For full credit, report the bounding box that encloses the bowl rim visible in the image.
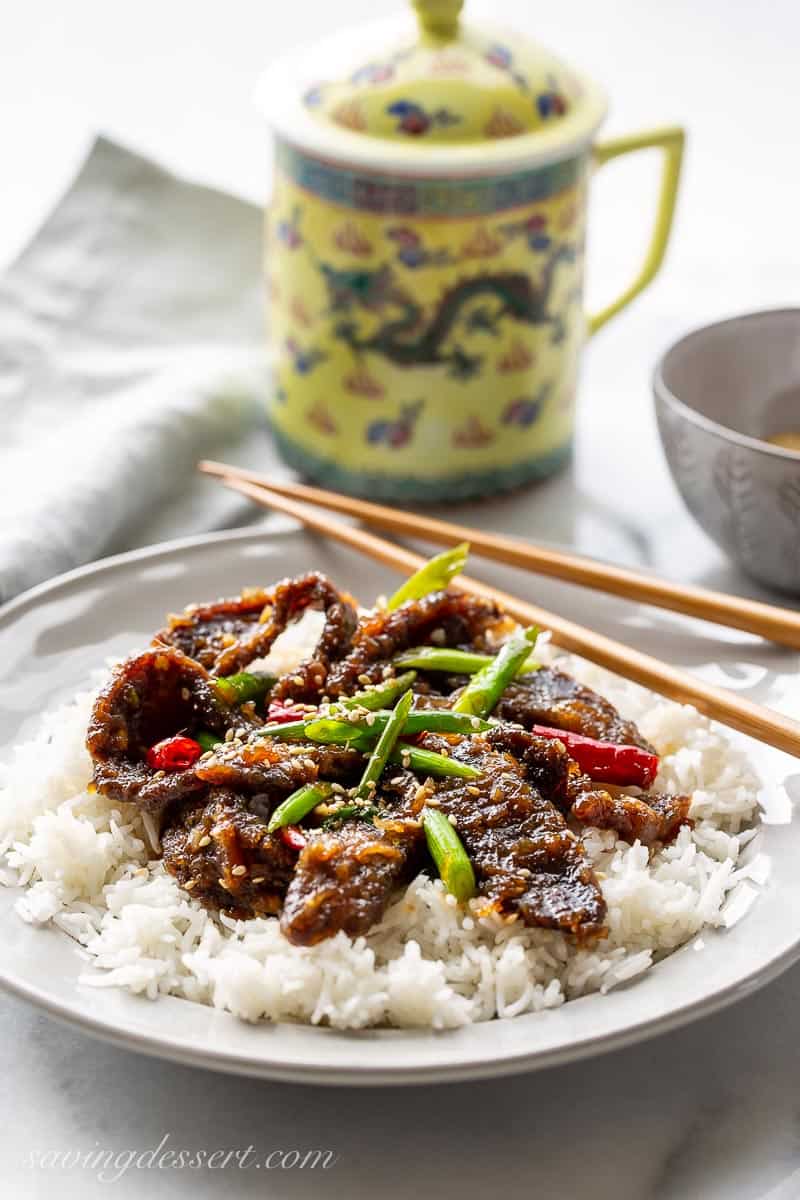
[652,307,800,464]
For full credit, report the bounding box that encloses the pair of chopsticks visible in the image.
[199,460,800,758]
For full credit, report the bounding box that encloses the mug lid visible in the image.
[257,0,607,176]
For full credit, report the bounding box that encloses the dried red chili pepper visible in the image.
[146,735,203,772]
[280,824,307,851]
[528,724,659,788]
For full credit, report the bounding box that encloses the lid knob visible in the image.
[412,0,464,40]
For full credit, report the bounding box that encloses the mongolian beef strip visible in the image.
[569,789,691,846]
[86,647,250,816]
[414,729,607,937]
[161,789,299,918]
[194,735,363,813]
[280,773,424,946]
[159,737,366,917]
[493,725,691,847]
[154,571,358,688]
[325,590,507,698]
[496,669,656,752]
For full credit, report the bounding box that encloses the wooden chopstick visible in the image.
[199,460,800,650]
[210,471,800,758]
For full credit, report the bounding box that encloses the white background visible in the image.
[2,3,800,1198]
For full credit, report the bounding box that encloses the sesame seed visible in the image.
[492,786,503,802]
[180,687,190,700]
[365,712,376,726]
[358,673,372,686]
[389,775,405,786]
[292,675,304,687]
[439,748,450,758]
[466,785,481,796]
[366,780,377,792]
[152,769,166,781]
[225,728,235,742]
[445,893,457,907]
[448,814,458,826]
[184,879,197,891]
[231,864,247,877]
[471,717,481,729]
[381,665,394,679]
[198,835,211,848]
[424,794,441,806]
[430,628,446,645]
[331,782,345,795]
[252,876,265,884]
[303,757,317,772]
[218,878,230,890]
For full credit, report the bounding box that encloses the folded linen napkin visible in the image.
[0,136,286,603]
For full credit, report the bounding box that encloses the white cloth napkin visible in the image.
[0,136,285,603]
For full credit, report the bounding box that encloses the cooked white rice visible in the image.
[0,626,763,1029]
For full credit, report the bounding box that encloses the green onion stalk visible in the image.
[214,671,276,707]
[267,781,333,834]
[339,671,417,712]
[303,710,492,744]
[422,808,476,902]
[394,646,539,677]
[386,543,469,611]
[353,689,414,801]
[452,627,539,718]
[387,745,480,780]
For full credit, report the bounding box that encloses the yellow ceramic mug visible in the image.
[258,0,684,500]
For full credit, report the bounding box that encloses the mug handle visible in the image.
[587,125,686,336]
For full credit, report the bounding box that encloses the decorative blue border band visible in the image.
[276,141,584,218]
[271,425,572,503]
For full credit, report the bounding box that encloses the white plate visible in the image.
[0,526,798,1086]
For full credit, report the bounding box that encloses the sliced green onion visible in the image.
[214,671,275,707]
[339,671,417,712]
[354,690,413,801]
[303,732,481,781]
[394,646,539,676]
[387,744,481,779]
[196,730,222,752]
[422,808,476,902]
[387,543,469,611]
[304,710,492,745]
[302,718,369,746]
[267,781,333,834]
[453,627,539,718]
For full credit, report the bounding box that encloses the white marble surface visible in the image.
[2,1,800,1197]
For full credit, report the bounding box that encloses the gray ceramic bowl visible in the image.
[654,309,800,594]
